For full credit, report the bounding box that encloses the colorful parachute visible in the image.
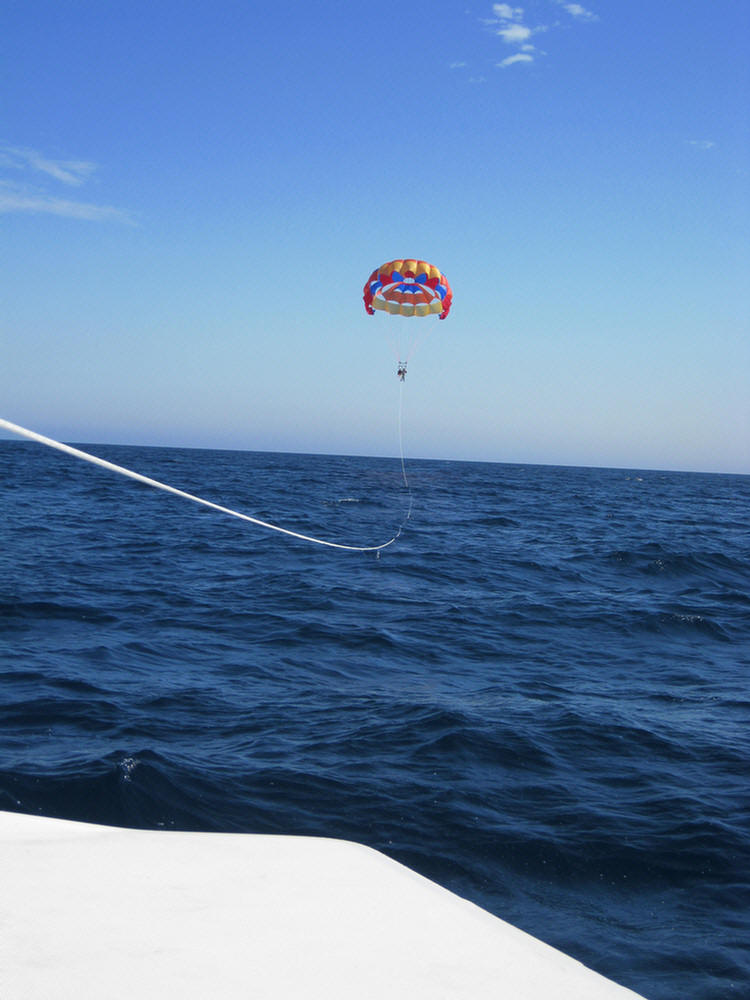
[363,259,452,320]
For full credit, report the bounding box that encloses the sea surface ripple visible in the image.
[2,440,749,999]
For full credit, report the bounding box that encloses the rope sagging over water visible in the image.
[0,417,404,553]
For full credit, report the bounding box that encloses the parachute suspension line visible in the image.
[0,418,400,553]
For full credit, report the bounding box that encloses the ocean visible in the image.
[1,437,748,999]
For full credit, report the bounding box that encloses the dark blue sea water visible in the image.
[2,438,749,999]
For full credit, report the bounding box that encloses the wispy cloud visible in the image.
[1,146,97,186]
[482,1,597,69]
[497,23,534,44]
[556,2,598,21]
[498,53,534,68]
[0,183,133,222]
[489,3,544,67]
[0,145,134,223]
[686,139,716,151]
[492,4,523,18]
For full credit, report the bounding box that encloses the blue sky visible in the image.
[3,0,749,473]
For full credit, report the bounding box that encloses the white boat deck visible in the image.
[0,811,646,999]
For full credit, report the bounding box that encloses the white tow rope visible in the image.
[397,381,413,524]
[0,417,405,553]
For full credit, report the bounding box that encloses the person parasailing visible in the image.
[362,258,452,379]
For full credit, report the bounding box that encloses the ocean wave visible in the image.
[2,443,748,999]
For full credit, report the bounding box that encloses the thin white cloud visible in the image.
[557,2,598,21]
[0,146,134,223]
[687,139,716,150]
[0,183,134,223]
[486,2,542,62]
[498,53,534,68]
[449,61,468,69]
[481,1,597,70]
[1,146,97,186]
[493,4,523,19]
[498,23,533,44]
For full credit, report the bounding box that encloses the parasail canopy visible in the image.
[363,259,452,320]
